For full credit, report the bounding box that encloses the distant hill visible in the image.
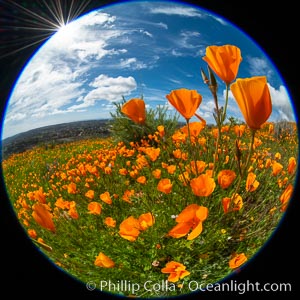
[1,119,111,161]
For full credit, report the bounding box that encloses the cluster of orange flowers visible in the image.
[122,45,272,131]
[5,44,297,290]
[117,44,296,280]
[119,212,155,242]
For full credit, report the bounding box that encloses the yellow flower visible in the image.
[203,45,242,84]
[230,76,272,130]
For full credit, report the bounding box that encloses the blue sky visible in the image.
[1,0,295,139]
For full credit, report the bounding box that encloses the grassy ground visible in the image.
[1,120,298,298]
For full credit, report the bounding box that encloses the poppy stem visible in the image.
[243,129,256,178]
[231,128,256,198]
[212,127,221,179]
[186,118,199,177]
[222,83,230,124]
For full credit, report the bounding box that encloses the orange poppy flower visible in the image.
[279,184,293,212]
[180,121,205,138]
[246,172,259,192]
[168,204,208,240]
[119,168,128,176]
[119,216,141,242]
[143,147,161,162]
[122,189,134,203]
[87,202,102,215]
[272,161,283,176]
[85,189,95,200]
[167,165,176,175]
[157,125,165,137]
[230,76,272,130]
[104,217,116,228]
[190,174,216,197]
[268,123,274,134]
[229,253,248,269]
[67,182,77,194]
[137,176,147,184]
[152,169,161,179]
[100,191,112,204]
[27,229,37,239]
[222,194,243,214]
[157,178,173,194]
[67,201,79,219]
[234,124,246,137]
[166,88,202,121]
[68,206,79,219]
[138,212,155,230]
[55,197,71,210]
[27,187,46,203]
[32,203,56,232]
[161,261,190,283]
[121,98,146,124]
[188,160,206,175]
[94,252,115,268]
[288,157,297,174]
[202,45,242,84]
[274,152,281,160]
[217,170,237,189]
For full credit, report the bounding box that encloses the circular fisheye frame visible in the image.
[1,0,298,298]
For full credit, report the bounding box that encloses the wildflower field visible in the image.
[2,45,298,298]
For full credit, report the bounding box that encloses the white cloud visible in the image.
[149,6,203,18]
[268,84,295,121]
[211,15,228,26]
[156,22,168,30]
[67,74,137,111]
[3,11,135,138]
[78,11,116,26]
[5,60,84,123]
[170,30,203,57]
[246,56,273,79]
[119,57,148,70]
[139,29,153,38]
[47,12,124,62]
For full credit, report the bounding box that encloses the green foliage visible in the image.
[2,118,298,298]
[109,96,179,145]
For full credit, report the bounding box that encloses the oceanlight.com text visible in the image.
[86,279,292,294]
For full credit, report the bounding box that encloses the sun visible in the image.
[51,20,79,46]
[0,0,92,59]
